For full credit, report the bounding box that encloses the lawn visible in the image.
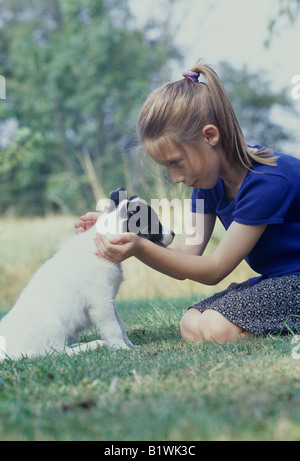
[0,217,300,441]
[0,296,300,441]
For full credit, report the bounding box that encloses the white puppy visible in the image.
[0,188,174,361]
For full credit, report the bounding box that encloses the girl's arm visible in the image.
[94,219,266,286]
[136,221,266,285]
[159,212,216,278]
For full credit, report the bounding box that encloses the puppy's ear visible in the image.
[127,196,140,217]
[128,195,139,201]
[109,187,126,207]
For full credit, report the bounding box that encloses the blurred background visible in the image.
[0,0,299,307]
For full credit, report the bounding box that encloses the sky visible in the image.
[129,0,300,150]
[129,0,299,90]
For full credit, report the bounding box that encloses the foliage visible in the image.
[0,0,297,216]
[219,61,295,150]
[0,0,179,215]
[265,0,300,46]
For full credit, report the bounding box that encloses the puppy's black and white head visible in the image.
[97,187,175,247]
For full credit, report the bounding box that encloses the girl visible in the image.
[76,64,300,344]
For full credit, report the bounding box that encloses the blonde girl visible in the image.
[77,64,300,344]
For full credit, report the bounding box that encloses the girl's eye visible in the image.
[169,160,181,167]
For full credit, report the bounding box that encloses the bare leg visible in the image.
[180,308,253,344]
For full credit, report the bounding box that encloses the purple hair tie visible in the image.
[182,71,200,82]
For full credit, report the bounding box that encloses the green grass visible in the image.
[1,216,299,440]
[1,296,300,441]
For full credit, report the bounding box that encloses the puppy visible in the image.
[0,187,174,361]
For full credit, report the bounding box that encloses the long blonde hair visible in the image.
[137,63,276,169]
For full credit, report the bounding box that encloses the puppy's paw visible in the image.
[66,339,106,355]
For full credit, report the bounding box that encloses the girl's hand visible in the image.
[93,232,142,263]
[74,212,102,234]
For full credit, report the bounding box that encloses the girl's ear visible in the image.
[202,124,220,147]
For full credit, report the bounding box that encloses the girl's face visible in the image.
[149,135,223,189]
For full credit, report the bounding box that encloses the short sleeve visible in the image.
[233,173,295,225]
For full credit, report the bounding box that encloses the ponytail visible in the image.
[137,63,277,168]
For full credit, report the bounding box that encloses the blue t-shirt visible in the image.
[191,148,300,282]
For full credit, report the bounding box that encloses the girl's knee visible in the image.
[199,309,245,343]
[180,308,245,344]
[180,308,203,341]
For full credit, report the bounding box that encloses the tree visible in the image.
[219,61,295,150]
[0,0,180,215]
[265,0,300,46]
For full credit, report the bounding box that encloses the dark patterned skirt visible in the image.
[191,274,300,335]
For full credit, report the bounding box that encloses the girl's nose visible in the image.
[171,173,185,184]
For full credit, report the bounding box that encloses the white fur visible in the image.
[0,225,133,361]
[0,192,174,362]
